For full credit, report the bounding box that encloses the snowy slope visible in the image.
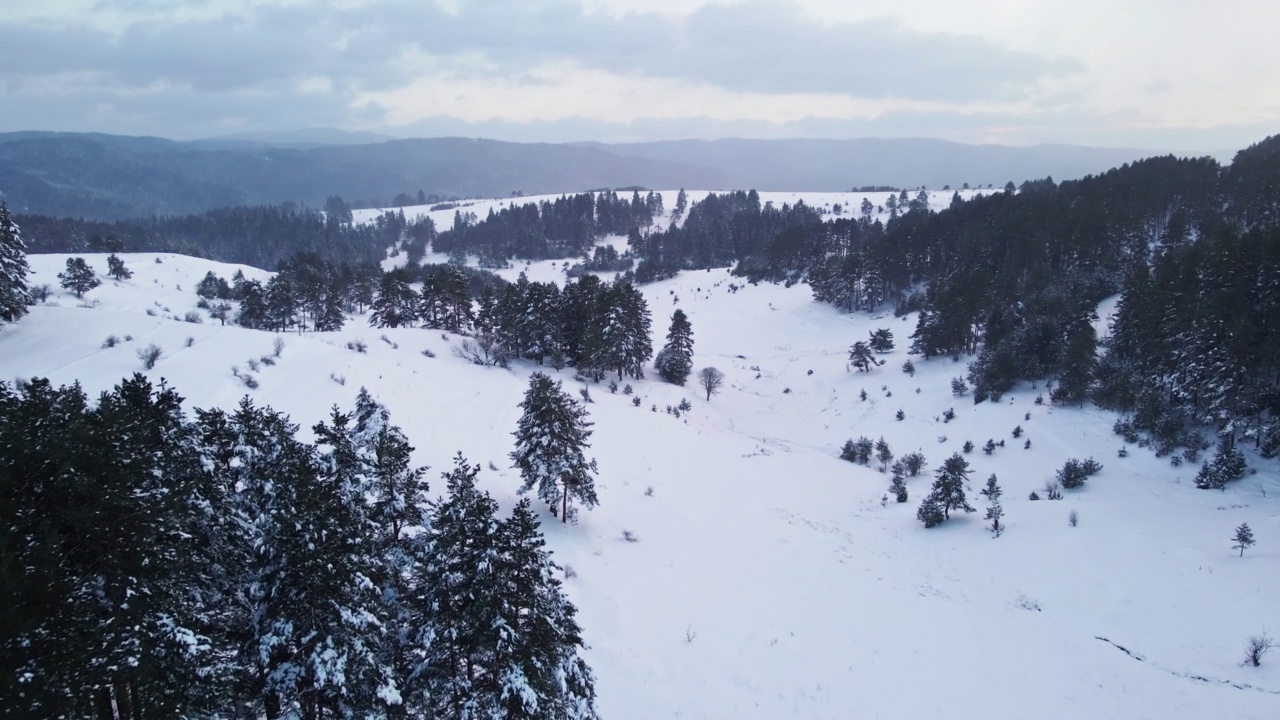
[6,242,1279,718]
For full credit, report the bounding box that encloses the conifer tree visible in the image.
[981,474,1004,536]
[414,454,503,716]
[370,272,419,329]
[0,202,31,324]
[655,308,695,385]
[921,453,975,524]
[868,328,895,353]
[1233,522,1255,557]
[511,373,600,523]
[58,256,101,298]
[848,341,881,372]
[106,253,132,281]
[874,437,894,471]
[493,499,601,719]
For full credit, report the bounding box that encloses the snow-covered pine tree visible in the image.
[921,453,975,523]
[655,308,695,385]
[0,202,31,324]
[875,437,894,471]
[868,328,894,353]
[492,499,601,719]
[981,474,1004,536]
[413,454,503,717]
[58,256,101,298]
[370,271,419,328]
[511,373,600,523]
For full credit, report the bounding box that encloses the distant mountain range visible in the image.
[0,130,1191,220]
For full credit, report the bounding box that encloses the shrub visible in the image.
[1068,509,1079,527]
[1243,633,1273,668]
[241,374,259,389]
[137,344,162,369]
[272,336,285,357]
[902,360,916,376]
[247,358,260,372]
[1057,457,1101,489]
[943,408,955,423]
[330,373,346,385]
[962,440,974,454]
[102,335,120,348]
[28,284,51,303]
[951,377,968,396]
[632,396,642,407]
[1029,491,1040,501]
[896,409,905,421]
[185,336,194,348]
[347,340,368,353]
[623,383,633,395]
[421,348,436,358]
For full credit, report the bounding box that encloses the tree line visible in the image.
[14,204,426,271]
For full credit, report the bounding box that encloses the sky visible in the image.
[1,0,1277,151]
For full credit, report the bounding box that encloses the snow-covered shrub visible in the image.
[102,335,120,348]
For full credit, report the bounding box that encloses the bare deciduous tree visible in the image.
[698,366,725,401]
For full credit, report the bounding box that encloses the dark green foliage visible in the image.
[105,253,132,281]
[890,474,908,503]
[981,474,1004,536]
[1196,436,1247,490]
[656,308,695,385]
[21,206,416,270]
[511,373,600,523]
[875,437,894,470]
[848,341,881,372]
[58,256,100,298]
[920,453,975,524]
[1,377,599,719]
[869,328,894,353]
[917,497,945,528]
[901,451,927,477]
[0,202,31,324]
[840,436,874,465]
[1233,522,1255,557]
[1056,457,1102,490]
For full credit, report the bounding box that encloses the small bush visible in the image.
[380,334,399,349]
[1243,633,1273,668]
[185,336,194,348]
[29,284,52,303]
[951,377,968,396]
[137,344,162,369]
[247,358,260,372]
[623,383,633,395]
[963,440,974,453]
[896,409,905,421]
[241,374,259,389]
[678,398,692,412]
[123,335,133,342]
[1057,457,1102,489]
[943,408,955,423]
[272,336,285,357]
[330,373,346,386]
[1118,446,1129,458]
[1029,491,1040,501]
[260,356,275,366]
[1044,481,1063,501]
[1012,425,1023,438]
[579,386,592,403]
[145,308,157,316]
[421,348,436,358]
[1068,509,1079,527]
[632,396,642,407]
[608,380,618,394]
[902,360,916,376]
[102,335,120,348]
[347,340,368,353]
[621,530,639,543]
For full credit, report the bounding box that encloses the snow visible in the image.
[6,209,1280,718]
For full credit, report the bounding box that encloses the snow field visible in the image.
[5,208,1279,718]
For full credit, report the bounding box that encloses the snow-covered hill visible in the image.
[6,231,1279,717]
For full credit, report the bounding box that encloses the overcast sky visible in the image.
[1,0,1276,150]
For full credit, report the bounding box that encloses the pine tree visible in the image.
[511,373,600,523]
[848,341,880,372]
[106,253,132,281]
[874,437,893,471]
[58,256,101,298]
[656,308,695,385]
[889,474,908,503]
[493,499,601,719]
[370,272,419,329]
[868,328,894,353]
[921,453,975,523]
[1051,320,1097,406]
[0,202,31,324]
[1233,522,1255,557]
[981,474,1004,536]
[414,454,503,717]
